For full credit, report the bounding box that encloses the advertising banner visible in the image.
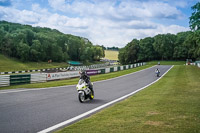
[86,70,99,76]
[47,71,79,81]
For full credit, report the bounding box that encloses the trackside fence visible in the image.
[195,61,200,68]
[187,61,200,68]
[0,63,110,75]
[31,74,47,84]
[10,74,31,85]
[197,63,200,68]
[0,62,146,87]
[0,75,10,87]
[96,63,145,75]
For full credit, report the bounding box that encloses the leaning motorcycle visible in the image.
[76,79,94,103]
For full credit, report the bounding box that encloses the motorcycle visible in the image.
[155,70,160,77]
[76,79,94,103]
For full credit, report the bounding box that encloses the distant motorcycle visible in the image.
[155,70,160,77]
[76,79,94,103]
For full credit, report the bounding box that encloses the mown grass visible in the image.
[0,54,104,72]
[105,50,119,60]
[0,65,153,90]
[56,65,200,133]
[0,54,68,72]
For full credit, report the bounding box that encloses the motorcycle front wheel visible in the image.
[78,92,85,103]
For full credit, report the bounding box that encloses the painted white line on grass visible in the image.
[0,65,156,94]
[38,65,174,133]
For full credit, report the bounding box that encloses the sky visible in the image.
[0,0,199,48]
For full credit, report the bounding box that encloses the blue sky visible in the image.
[0,0,199,47]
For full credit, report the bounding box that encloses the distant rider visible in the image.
[80,70,94,93]
[155,68,160,76]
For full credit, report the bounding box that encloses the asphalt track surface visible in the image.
[0,65,172,133]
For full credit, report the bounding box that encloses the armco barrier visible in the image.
[100,69,105,74]
[31,73,47,84]
[0,63,110,75]
[110,67,114,72]
[117,66,120,71]
[123,66,126,70]
[105,68,110,73]
[0,75,10,87]
[0,62,146,87]
[131,64,133,68]
[10,74,31,85]
[94,63,145,74]
[114,67,117,72]
[120,66,124,70]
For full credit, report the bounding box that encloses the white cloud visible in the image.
[0,0,7,2]
[0,0,190,47]
[48,0,65,10]
[32,4,49,14]
[162,0,188,8]
[87,22,188,47]
[142,1,182,19]
[0,6,43,24]
[48,0,183,20]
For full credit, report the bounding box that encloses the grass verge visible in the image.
[147,61,185,65]
[0,54,103,72]
[0,54,68,72]
[0,65,153,90]
[56,65,200,133]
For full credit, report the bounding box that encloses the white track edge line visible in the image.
[0,65,156,94]
[37,65,174,133]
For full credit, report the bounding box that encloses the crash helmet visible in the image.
[81,70,86,75]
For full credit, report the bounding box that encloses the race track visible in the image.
[0,65,172,133]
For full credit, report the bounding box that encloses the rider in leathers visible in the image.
[80,70,94,94]
[155,68,160,76]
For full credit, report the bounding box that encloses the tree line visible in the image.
[100,46,119,51]
[0,21,105,62]
[119,2,200,65]
[106,46,119,51]
[118,31,200,65]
